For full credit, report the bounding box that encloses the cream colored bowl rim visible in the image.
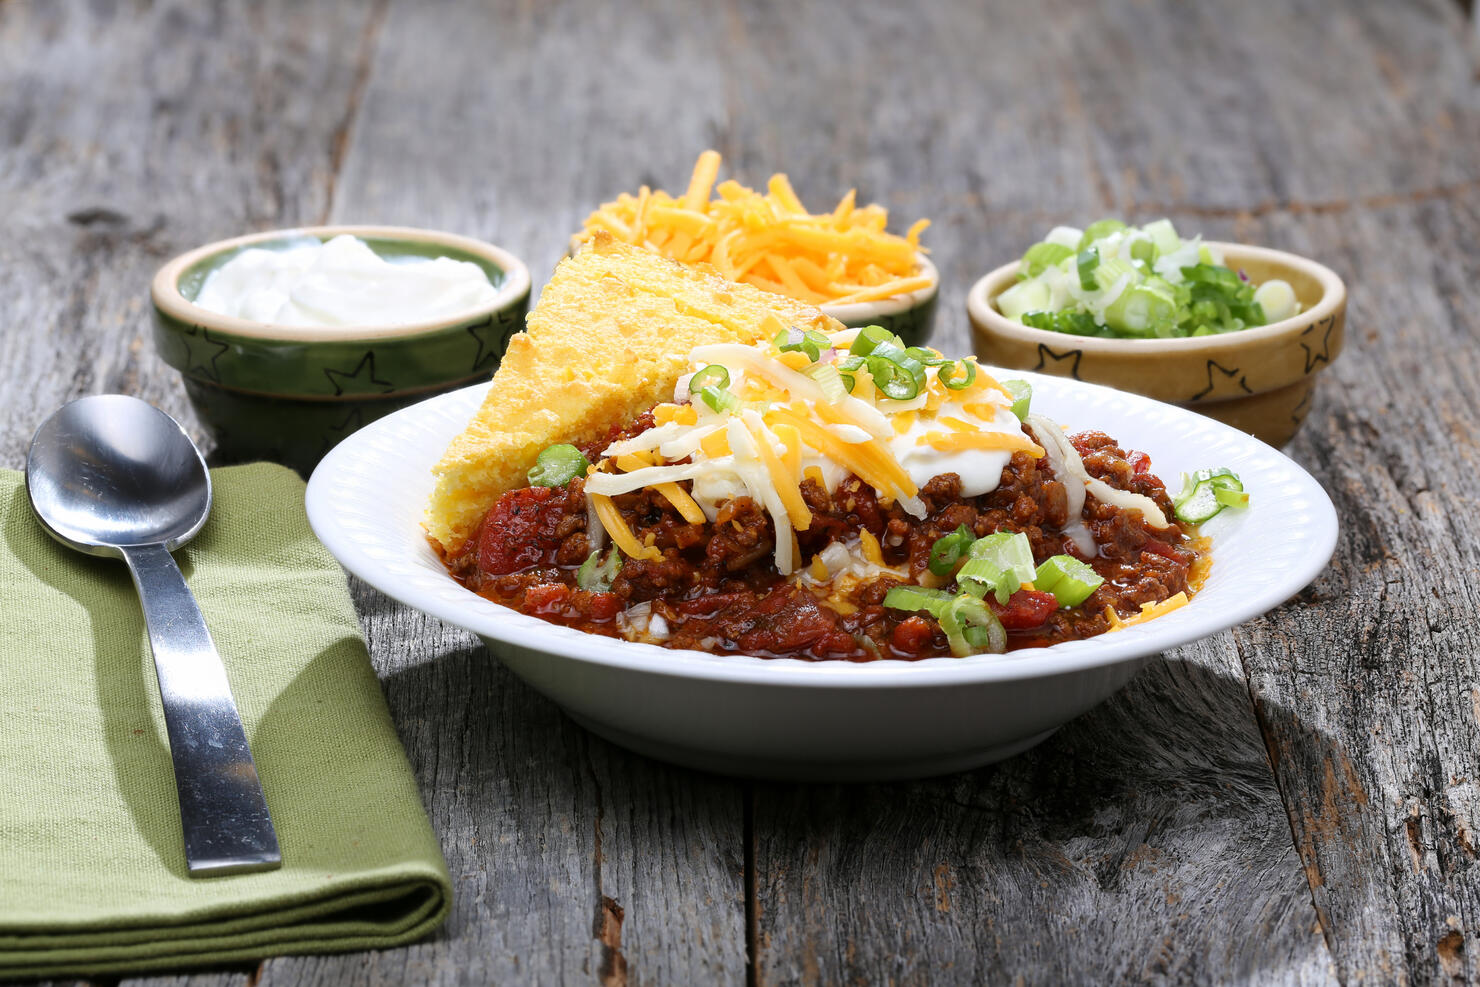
[151,224,533,343]
[820,252,939,320]
[967,241,1345,354]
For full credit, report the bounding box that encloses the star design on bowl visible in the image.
[323,351,395,396]
[1300,315,1338,374]
[181,325,230,384]
[467,309,521,373]
[1032,343,1084,380]
[1190,360,1253,402]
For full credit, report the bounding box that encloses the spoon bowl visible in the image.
[26,395,210,553]
[26,395,281,876]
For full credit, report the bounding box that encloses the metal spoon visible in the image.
[26,395,281,876]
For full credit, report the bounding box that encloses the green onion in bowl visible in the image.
[995,219,1302,339]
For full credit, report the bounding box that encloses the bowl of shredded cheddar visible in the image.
[573,151,938,345]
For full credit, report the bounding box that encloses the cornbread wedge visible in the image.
[426,233,842,554]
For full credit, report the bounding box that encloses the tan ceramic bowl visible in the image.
[967,243,1346,446]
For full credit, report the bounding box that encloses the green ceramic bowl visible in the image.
[820,252,938,347]
[151,225,531,474]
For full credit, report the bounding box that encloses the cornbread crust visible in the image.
[425,233,842,554]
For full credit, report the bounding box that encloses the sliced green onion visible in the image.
[1143,218,1180,254]
[1033,555,1104,607]
[1077,247,1101,291]
[884,587,1008,657]
[1021,310,1102,336]
[774,327,830,362]
[1077,218,1128,250]
[939,594,1007,657]
[1021,241,1075,278]
[957,558,1018,605]
[848,324,897,357]
[1172,467,1247,524]
[804,361,847,403]
[1214,486,1250,508]
[576,548,622,592]
[926,524,974,577]
[1104,281,1177,336]
[865,342,927,400]
[882,584,956,617]
[689,364,730,392]
[527,443,591,488]
[996,277,1053,321]
[1129,236,1158,266]
[905,346,953,367]
[1094,255,1136,292]
[1001,380,1031,420]
[699,385,740,414]
[959,531,1036,604]
[938,360,977,391]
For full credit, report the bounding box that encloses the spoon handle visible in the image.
[122,544,282,876]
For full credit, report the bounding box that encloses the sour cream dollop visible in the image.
[194,234,500,328]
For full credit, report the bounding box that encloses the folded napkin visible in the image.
[0,463,451,979]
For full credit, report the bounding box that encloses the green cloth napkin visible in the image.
[0,463,452,979]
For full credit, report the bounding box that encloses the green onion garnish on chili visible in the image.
[576,548,622,592]
[699,385,741,414]
[958,531,1036,604]
[688,364,730,392]
[938,360,977,391]
[1034,555,1104,607]
[1001,380,1031,419]
[1172,467,1248,524]
[848,324,896,357]
[865,342,927,400]
[527,443,591,488]
[926,524,974,577]
[774,327,831,362]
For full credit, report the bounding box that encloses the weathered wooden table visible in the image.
[5,0,1480,983]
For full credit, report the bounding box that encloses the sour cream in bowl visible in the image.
[150,226,531,473]
[193,233,504,329]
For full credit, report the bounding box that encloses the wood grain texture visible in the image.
[0,0,379,466]
[1237,200,1480,985]
[4,0,1480,984]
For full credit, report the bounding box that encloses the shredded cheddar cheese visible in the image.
[591,492,662,560]
[575,151,931,306]
[1106,592,1190,631]
[584,324,1059,576]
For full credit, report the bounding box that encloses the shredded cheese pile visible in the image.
[581,324,1042,576]
[574,150,932,306]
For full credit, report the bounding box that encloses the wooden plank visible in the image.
[752,643,1336,985]
[1234,198,1480,984]
[0,0,379,466]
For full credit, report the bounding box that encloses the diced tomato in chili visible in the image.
[1142,538,1189,562]
[477,486,567,575]
[890,615,935,655]
[734,585,857,657]
[523,582,572,614]
[990,589,1060,629]
[1128,450,1152,474]
[586,592,621,622]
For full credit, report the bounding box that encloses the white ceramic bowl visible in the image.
[306,375,1337,781]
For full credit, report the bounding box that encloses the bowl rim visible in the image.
[820,251,938,321]
[150,224,533,343]
[966,241,1346,354]
[306,372,1339,690]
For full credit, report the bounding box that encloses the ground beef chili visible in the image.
[442,425,1204,662]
